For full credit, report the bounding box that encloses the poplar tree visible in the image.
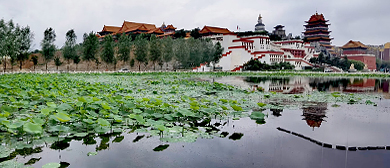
[41,27,56,70]
[161,36,174,70]
[63,29,77,71]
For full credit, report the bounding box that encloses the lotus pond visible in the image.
[0,72,390,168]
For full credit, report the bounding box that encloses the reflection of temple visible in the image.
[302,102,327,130]
[247,77,313,94]
[344,78,376,92]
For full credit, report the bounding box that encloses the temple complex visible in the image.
[303,13,332,50]
[194,25,319,72]
[255,14,266,32]
[341,40,376,70]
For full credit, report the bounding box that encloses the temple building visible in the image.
[272,25,286,40]
[255,14,266,32]
[341,40,376,71]
[303,13,333,50]
[98,21,176,38]
[98,25,121,36]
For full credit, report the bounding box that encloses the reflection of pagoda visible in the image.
[302,102,327,130]
[271,109,283,117]
[303,13,333,50]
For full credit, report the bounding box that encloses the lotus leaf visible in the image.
[42,162,61,168]
[97,118,110,126]
[23,122,43,134]
[54,112,71,122]
[231,105,243,111]
[0,146,13,158]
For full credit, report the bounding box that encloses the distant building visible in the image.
[341,40,376,70]
[272,25,286,40]
[382,42,390,61]
[255,14,266,32]
[303,13,333,51]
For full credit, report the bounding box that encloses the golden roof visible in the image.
[342,40,368,49]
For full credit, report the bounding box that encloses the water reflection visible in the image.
[240,77,390,96]
[302,102,327,130]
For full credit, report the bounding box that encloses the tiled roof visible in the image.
[147,27,164,34]
[117,21,156,33]
[101,25,121,33]
[165,25,176,30]
[342,40,368,49]
[306,13,328,23]
[199,26,232,34]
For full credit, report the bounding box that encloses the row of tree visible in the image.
[1,19,224,72]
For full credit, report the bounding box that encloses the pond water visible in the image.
[2,75,390,168]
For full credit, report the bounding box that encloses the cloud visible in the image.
[1,0,389,49]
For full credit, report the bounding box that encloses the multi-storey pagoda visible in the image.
[303,13,332,50]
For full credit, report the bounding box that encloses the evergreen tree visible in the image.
[31,55,38,70]
[134,34,149,71]
[101,35,115,69]
[212,41,223,68]
[161,36,174,69]
[54,56,62,70]
[117,33,132,65]
[82,32,99,70]
[41,27,56,70]
[149,35,162,70]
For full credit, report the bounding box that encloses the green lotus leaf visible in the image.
[87,152,98,156]
[257,103,267,107]
[94,126,110,134]
[46,102,57,108]
[133,109,143,114]
[101,102,111,110]
[73,133,88,137]
[97,118,110,126]
[41,108,55,115]
[179,109,195,117]
[32,118,45,125]
[231,105,243,111]
[23,122,43,134]
[0,160,24,168]
[48,125,70,132]
[155,125,166,132]
[57,103,72,111]
[42,162,61,168]
[250,111,265,120]
[54,112,71,122]
[0,146,14,158]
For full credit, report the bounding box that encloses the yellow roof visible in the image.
[384,42,390,49]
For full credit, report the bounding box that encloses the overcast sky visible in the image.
[1,0,389,49]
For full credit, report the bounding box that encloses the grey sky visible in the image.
[1,0,389,50]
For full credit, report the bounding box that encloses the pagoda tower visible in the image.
[303,13,332,50]
[255,14,266,32]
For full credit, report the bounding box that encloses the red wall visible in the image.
[347,55,377,70]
